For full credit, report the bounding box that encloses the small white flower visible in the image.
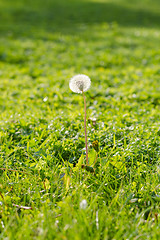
[43,97,48,102]
[80,199,87,210]
[69,74,91,94]
[55,220,59,227]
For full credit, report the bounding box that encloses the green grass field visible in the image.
[0,0,160,239]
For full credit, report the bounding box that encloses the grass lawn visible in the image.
[0,0,160,239]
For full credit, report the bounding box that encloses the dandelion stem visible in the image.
[83,91,89,165]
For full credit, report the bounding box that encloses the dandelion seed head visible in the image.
[69,74,91,94]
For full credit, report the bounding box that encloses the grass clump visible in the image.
[0,0,160,239]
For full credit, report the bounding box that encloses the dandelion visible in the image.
[69,74,91,165]
[69,74,91,93]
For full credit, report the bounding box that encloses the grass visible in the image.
[0,0,160,239]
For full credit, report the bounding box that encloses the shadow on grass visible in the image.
[0,0,160,37]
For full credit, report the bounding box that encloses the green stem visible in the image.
[83,91,89,165]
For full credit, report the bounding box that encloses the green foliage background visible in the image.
[0,0,160,239]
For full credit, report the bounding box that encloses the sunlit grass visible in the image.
[0,0,160,239]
